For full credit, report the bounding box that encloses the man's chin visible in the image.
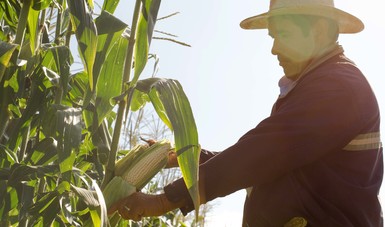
[284,73,300,81]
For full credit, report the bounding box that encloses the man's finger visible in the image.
[107,201,120,215]
[118,206,129,220]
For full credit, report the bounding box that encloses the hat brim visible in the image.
[240,5,364,33]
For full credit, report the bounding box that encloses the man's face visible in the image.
[268,16,318,80]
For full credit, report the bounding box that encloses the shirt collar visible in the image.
[278,45,344,97]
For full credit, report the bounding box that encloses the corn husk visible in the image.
[103,140,171,208]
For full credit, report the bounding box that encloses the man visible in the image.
[109,0,383,226]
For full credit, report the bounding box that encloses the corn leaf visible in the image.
[102,0,120,14]
[28,191,61,226]
[7,164,60,187]
[131,0,160,85]
[41,46,72,95]
[130,89,151,111]
[0,144,18,166]
[0,1,19,30]
[67,0,98,91]
[7,67,48,150]
[18,184,34,225]
[27,7,39,55]
[59,194,73,225]
[0,41,18,83]
[41,105,83,180]
[94,11,128,125]
[57,107,83,176]
[134,77,201,215]
[24,137,58,166]
[42,46,73,75]
[135,77,172,128]
[0,186,18,221]
[32,0,52,10]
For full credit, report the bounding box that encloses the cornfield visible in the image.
[0,0,200,226]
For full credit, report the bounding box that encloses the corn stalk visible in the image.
[101,0,142,190]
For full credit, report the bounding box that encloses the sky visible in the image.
[112,0,385,226]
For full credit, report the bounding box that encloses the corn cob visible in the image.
[113,143,150,178]
[103,140,171,209]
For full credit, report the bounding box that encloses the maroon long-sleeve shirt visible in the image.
[164,47,383,227]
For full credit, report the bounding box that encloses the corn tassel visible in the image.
[103,140,171,209]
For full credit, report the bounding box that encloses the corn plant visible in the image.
[0,0,200,226]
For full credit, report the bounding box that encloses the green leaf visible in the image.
[42,46,72,94]
[59,152,76,176]
[29,192,57,215]
[130,89,150,111]
[0,1,19,31]
[93,11,127,79]
[148,87,172,129]
[145,0,161,45]
[7,66,49,150]
[18,183,34,224]
[27,7,39,55]
[41,105,83,178]
[41,66,60,88]
[7,164,60,186]
[0,144,18,166]
[67,0,98,91]
[133,77,201,215]
[154,80,200,214]
[135,78,172,128]
[94,11,128,125]
[25,137,58,165]
[55,106,83,175]
[0,41,18,82]
[57,181,71,194]
[131,0,161,85]
[86,0,94,10]
[59,194,74,226]
[4,72,19,92]
[0,186,18,222]
[68,71,89,107]
[102,0,120,14]
[28,191,60,226]
[32,0,52,10]
[0,181,7,217]
[89,209,101,227]
[8,103,22,118]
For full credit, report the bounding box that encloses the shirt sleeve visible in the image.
[199,149,220,164]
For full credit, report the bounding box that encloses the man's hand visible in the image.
[165,150,178,168]
[107,192,184,221]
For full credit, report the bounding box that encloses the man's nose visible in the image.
[271,39,278,56]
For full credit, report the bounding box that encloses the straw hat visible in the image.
[240,0,364,33]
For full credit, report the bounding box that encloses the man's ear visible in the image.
[312,18,329,37]
[312,18,331,43]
